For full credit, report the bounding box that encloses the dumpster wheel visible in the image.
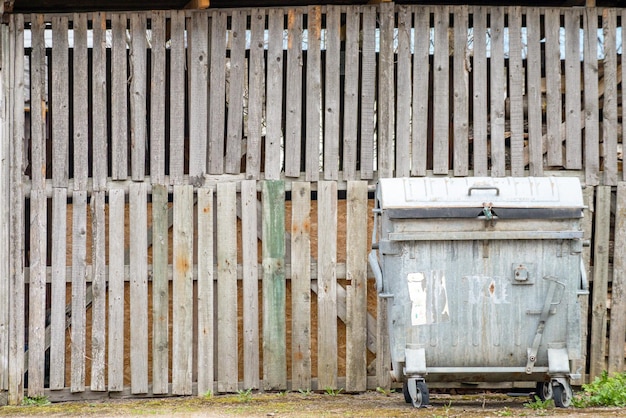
[551,379,573,408]
[535,381,553,401]
[404,378,429,408]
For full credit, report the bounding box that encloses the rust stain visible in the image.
[489,281,496,295]
[293,351,303,361]
[303,219,310,234]
[202,205,211,214]
[175,254,190,273]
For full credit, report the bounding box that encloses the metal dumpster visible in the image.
[369,177,587,408]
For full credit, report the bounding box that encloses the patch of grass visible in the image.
[324,386,343,396]
[375,386,394,397]
[21,395,50,406]
[523,395,554,411]
[573,371,626,408]
[298,388,313,396]
[203,389,214,399]
[236,388,253,403]
[495,406,514,416]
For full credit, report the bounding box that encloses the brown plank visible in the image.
[564,9,582,170]
[489,7,505,176]
[342,7,359,180]
[208,11,227,174]
[130,13,147,180]
[471,6,488,176]
[247,9,265,179]
[305,6,322,181]
[169,10,186,185]
[111,14,128,180]
[324,6,341,180]
[452,6,469,176]
[584,9,600,185]
[507,7,525,176]
[525,7,544,176]
[377,2,394,178]
[544,9,563,167]
[52,15,69,186]
[395,6,411,178]
[284,9,303,178]
[150,11,166,184]
[412,6,430,177]
[608,182,626,373]
[92,12,108,190]
[265,9,284,180]
[602,8,618,186]
[360,6,376,180]
[71,191,87,392]
[189,11,209,179]
[90,191,106,391]
[224,10,246,174]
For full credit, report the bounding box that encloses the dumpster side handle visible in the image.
[369,250,384,294]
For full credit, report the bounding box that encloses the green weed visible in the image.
[324,386,343,396]
[236,388,253,403]
[573,371,626,407]
[21,395,50,406]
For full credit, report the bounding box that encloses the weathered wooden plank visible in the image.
[217,182,238,392]
[241,180,260,389]
[197,187,214,395]
[305,6,322,181]
[49,188,67,390]
[72,13,89,190]
[130,14,147,181]
[150,11,166,184]
[247,9,265,179]
[564,9,582,170]
[471,6,488,176]
[360,6,376,180]
[345,181,368,392]
[208,11,227,174]
[90,191,106,391]
[111,14,128,180]
[108,188,125,392]
[342,7,359,180]
[30,14,46,190]
[376,300,391,389]
[52,15,69,186]
[172,185,193,395]
[602,8,618,186]
[489,7,505,176]
[285,9,303,178]
[151,184,169,394]
[378,2,394,178]
[92,12,108,190]
[545,8,563,167]
[323,6,340,180]
[224,10,246,174]
[395,6,411,178]
[589,186,611,379]
[70,191,87,392]
[452,6,469,176]
[265,9,284,180]
[412,6,430,177]
[317,181,337,389]
[609,182,626,373]
[189,11,209,179]
[169,10,186,185]
[291,181,311,389]
[262,180,287,390]
[0,22,9,393]
[507,7,525,177]
[526,7,543,176]
[584,9,600,185]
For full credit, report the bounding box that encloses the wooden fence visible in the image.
[0,3,625,404]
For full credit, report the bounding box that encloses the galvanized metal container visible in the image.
[369,177,586,408]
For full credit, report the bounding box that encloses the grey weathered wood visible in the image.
[241,180,260,389]
[452,6,469,176]
[130,14,147,181]
[169,10,186,185]
[489,7,505,176]
[323,6,340,180]
[92,12,108,190]
[285,9,303,178]
[71,190,87,392]
[584,9,599,186]
[224,10,246,174]
[172,185,193,395]
[52,15,69,187]
[262,180,287,390]
[545,8,562,167]
[73,13,89,190]
[376,299,391,389]
[111,14,128,180]
[471,6,488,176]
[208,11,227,174]
[29,14,46,190]
[507,7,525,177]
[305,6,322,181]
[412,6,430,177]
[151,184,169,394]
[265,9,284,180]
[108,187,125,392]
[377,2,394,178]
[395,6,411,178]
[291,181,311,389]
[246,9,265,179]
[526,7,543,176]
[197,187,214,395]
[360,7,376,180]
[608,182,626,373]
[0,22,9,393]
[589,186,611,379]
[345,181,368,392]
[602,8,618,186]
[564,9,582,170]
[342,7,359,180]
[150,11,166,184]
[90,191,106,391]
[217,182,238,392]
[189,11,209,179]
[317,181,337,389]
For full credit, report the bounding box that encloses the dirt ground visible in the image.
[1,390,625,417]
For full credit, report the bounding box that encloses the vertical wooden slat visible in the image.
[360,6,376,180]
[602,8,618,186]
[342,7,359,180]
[90,191,106,391]
[545,8,563,167]
[285,9,303,178]
[224,10,246,174]
[247,9,265,179]
[73,13,88,189]
[189,11,209,179]
[52,15,69,187]
[345,181,367,392]
[526,7,543,176]
[378,2,394,178]
[111,14,128,180]
[262,180,286,390]
[70,191,87,392]
[265,9,284,180]
[150,11,166,184]
[172,184,194,395]
[412,6,430,177]
[324,6,340,180]
[376,299,391,389]
[130,14,147,180]
[584,9,600,186]
[208,11,227,174]
[453,6,469,176]
[472,6,488,176]
[217,182,238,392]
[489,7,505,176]
[92,12,108,190]
[317,181,337,389]
[151,184,169,394]
[306,6,322,181]
[0,21,9,394]
[242,180,260,389]
[108,188,125,392]
[395,6,411,178]
[589,186,611,379]
[432,6,450,175]
[197,187,215,395]
[291,181,311,389]
[608,183,626,373]
[169,10,186,184]
[564,9,582,170]
[508,7,525,176]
